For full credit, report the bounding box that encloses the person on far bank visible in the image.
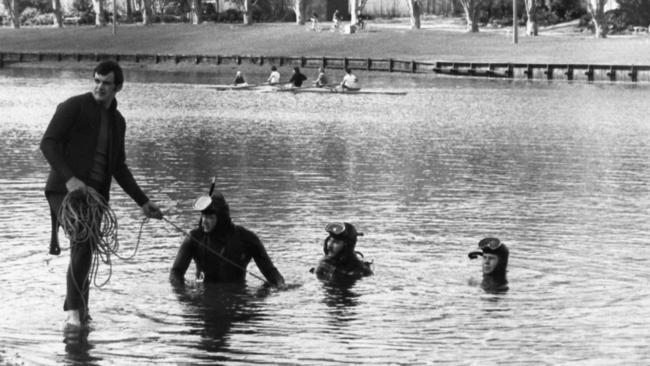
[332,9,341,30]
[170,192,285,288]
[313,67,329,87]
[339,68,360,91]
[40,60,163,332]
[288,66,308,88]
[468,237,509,293]
[267,66,281,85]
[309,12,320,31]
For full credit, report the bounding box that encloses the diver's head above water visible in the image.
[192,192,233,233]
[468,237,509,280]
[323,222,363,260]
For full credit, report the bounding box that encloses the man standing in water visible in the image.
[468,237,509,293]
[40,60,163,332]
[170,192,285,287]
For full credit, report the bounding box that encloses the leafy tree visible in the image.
[459,0,485,31]
[616,0,650,26]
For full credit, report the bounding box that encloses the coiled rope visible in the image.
[58,187,146,289]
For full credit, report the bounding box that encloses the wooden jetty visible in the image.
[1,51,649,83]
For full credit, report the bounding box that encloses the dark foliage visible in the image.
[616,0,650,26]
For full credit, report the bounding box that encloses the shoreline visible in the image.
[3,51,650,84]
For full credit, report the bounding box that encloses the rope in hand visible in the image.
[58,187,146,288]
[162,217,271,286]
[58,187,271,287]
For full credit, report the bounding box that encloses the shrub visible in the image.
[24,12,54,25]
[617,0,650,27]
[605,9,633,32]
[19,7,40,25]
[549,0,586,21]
[218,9,242,22]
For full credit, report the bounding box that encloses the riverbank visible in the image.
[1,17,649,65]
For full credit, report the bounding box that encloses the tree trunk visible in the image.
[52,0,63,27]
[190,0,201,24]
[142,0,153,24]
[125,0,133,23]
[293,0,304,25]
[459,0,480,32]
[4,0,20,28]
[408,0,421,29]
[524,0,538,35]
[243,0,252,24]
[587,0,607,38]
[93,0,105,26]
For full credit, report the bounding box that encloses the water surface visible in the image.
[1,68,649,365]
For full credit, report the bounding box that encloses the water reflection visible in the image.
[63,328,101,366]
[172,282,268,356]
[320,281,361,329]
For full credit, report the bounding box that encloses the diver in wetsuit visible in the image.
[468,237,509,293]
[312,222,373,281]
[170,192,285,287]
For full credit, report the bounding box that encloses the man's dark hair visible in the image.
[94,60,124,88]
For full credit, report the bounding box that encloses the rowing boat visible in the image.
[273,87,407,96]
[209,83,265,91]
[207,84,407,95]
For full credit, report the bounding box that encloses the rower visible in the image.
[267,66,281,85]
[313,67,329,87]
[288,66,307,88]
[339,68,360,91]
[233,71,247,86]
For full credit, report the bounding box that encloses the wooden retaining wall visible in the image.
[1,51,649,83]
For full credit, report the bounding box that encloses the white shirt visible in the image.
[268,71,281,84]
[341,74,360,90]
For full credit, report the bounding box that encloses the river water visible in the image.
[1,67,649,365]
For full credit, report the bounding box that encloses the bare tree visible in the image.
[2,0,20,28]
[524,0,538,35]
[243,0,251,24]
[406,0,421,29]
[351,0,359,25]
[125,0,133,22]
[293,0,305,25]
[189,0,201,24]
[52,0,63,27]
[142,0,153,24]
[458,0,482,32]
[92,0,106,25]
[586,0,608,37]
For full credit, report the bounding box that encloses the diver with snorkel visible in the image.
[312,222,373,282]
[169,192,285,288]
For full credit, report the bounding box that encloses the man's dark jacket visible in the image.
[40,92,149,205]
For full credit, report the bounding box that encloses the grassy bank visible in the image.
[1,19,650,65]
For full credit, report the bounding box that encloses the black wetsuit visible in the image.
[170,224,284,286]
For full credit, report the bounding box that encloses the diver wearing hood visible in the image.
[468,237,509,293]
[170,192,285,287]
[312,222,373,281]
